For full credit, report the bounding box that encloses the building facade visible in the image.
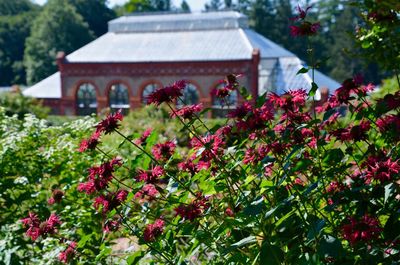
[24,11,340,116]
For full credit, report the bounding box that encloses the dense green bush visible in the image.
[0,90,49,119]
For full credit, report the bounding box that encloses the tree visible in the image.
[0,0,39,85]
[205,0,223,11]
[181,0,191,12]
[24,0,93,85]
[120,0,171,13]
[69,0,116,37]
[0,0,35,15]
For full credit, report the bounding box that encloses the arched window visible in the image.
[177,83,199,107]
[142,83,160,105]
[212,83,238,118]
[76,83,97,116]
[109,83,130,114]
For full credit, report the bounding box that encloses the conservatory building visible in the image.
[23,11,339,116]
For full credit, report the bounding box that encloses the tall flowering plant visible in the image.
[19,4,400,264]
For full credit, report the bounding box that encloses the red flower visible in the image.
[135,184,159,202]
[21,212,40,228]
[269,89,307,112]
[78,158,122,194]
[93,190,128,214]
[95,110,123,134]
[228,102,252,119]
[21,212,61,241]
[190,134,224,161]
[79,131,101,152]
[175,194,209,221]
[152,141,176,161]
[135,128,153,146]
[143,219,165,242]
[376,114,400,138]
[290,22,320,37]
[136,166,164,183]
[146,80,186,106]
[59,241,77,264]
[212,86,231,99]
[364,158,400,183]
[48,189,64,205]
[104,219,121,233]
[171,104,203,119]
[292,5,312,20]
[342,215,382,245]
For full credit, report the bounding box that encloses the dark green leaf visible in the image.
[260,242,284,265]
[296,67,309,75]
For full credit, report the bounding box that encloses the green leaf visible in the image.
[231,236,257,248]
[323,149,344,165]
[318,235,344,259]
[243,197,265,217]
[309,82,318,97]
[239,86,252,100]
[296,67,309,75]
[260,242,284,265]
[127,251,144,265]
[384,183,394,204]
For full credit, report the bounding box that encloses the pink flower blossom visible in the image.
[146,80,186,106]
[78,158,122,194]
[95,110,123,134]
[135,128,153,145]
[171,104,203,119]
[135,184,159,202]
[364,158,400,183]
[152,141,176,161]
[48,189,64,205]
[175,194,209,221]
[143,219,165,242]
[136,166,164,183]
[93,190,128,214]
[342,215,381,245]
[21,212,61,241]
[59,241,77,264]
[79,131,101,152]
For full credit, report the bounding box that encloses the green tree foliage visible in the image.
[0,89,49,119]
[205,0,223,11]
[0,0,34,15]
[120,0,171,13]
[24,0,93,85]
[69,0,116,37]
[181,0,191,12]
[0,0,39,85]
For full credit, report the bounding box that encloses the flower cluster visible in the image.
[143,219,165,242]
[290,5,320,37]
[152,141,176,161]
[48,189,64,205]
[171,104,203,119]
[342,215,382,245]
[93,189,128,214]
[175,195,209,221]
[95,110,123,134]
[146,80,186,106]
[59,241,77,264]
[21,212,61,241]
[77,157,122,194]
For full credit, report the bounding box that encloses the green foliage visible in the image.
[69,0,116,37]
[24,0,94,85]
[0,91,49,119]
[0,1,39,85]
[0,108,105,263]
[120,0,171,14]
[0,0,36,16]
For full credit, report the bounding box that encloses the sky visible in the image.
[33,0,208,12]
